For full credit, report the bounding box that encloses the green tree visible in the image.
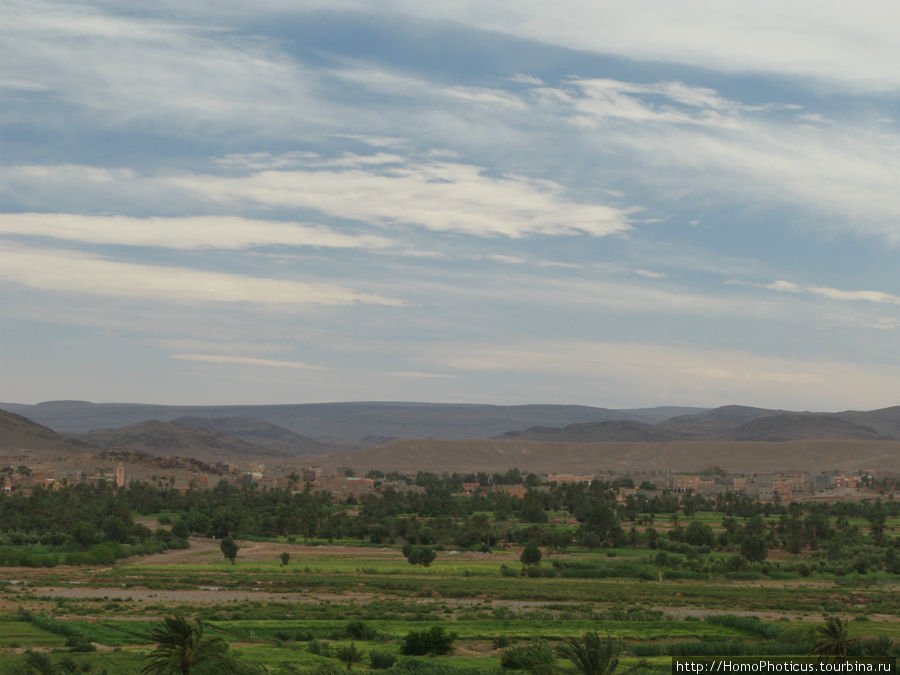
[70,521,96,547]
[171,519,189,539]
[402,544,436,566]
[220,536,239,565]
[520,541,542,566]
[684,521,715,547]
[142,616,229,675]
[740,535,768,563]
[521,491,548,523]
[280,552,290,566]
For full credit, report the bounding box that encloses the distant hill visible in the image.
[170,416,336,455]
[832,406,900,438]
[0,401,706,441]
[311,438,900,474]
[0,408,93,453]
[498,420,687,442]
[494,404,900,444]
[657,405,784,439]
[8,401,900,461]
[732,414,885,441]
[78,421,283,462]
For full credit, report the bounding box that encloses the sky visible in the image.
[3,1,900,410]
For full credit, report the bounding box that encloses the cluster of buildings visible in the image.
[1,451,894,505]
[619,471,889,503]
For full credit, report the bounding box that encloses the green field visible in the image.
[0,536,896,673]
[1,473,897,675]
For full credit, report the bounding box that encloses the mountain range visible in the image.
[500,405,900,442]
[0,400,703,441]
[1,401,899,473]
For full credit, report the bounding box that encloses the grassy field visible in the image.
[0,512,897,673]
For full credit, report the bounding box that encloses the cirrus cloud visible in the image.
[0,243,404,307]
[165,159,635,238]
[172,353,325,370]
[0,213,392,250]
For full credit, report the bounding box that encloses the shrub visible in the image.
[631,643,662,657]
[312,665,344,674]
[65,634,96,652]
[370,649,398,669]
[704,615,784,640]
[345,619,378,641]
[500,642,555,670]
[401,626,456,656]
[24,651,56,673]
[499,564,519,577]
[307,638,331,656]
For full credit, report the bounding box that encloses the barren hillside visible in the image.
[311,438,900,474]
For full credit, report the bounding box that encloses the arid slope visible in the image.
[311,438,900,474]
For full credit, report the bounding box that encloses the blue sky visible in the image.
[3,0,900,410]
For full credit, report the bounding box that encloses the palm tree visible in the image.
[556,632,620,675]
[286,472,300,491]
[813,616,854,663]
[336,643,367,670]
[142,616,229,675]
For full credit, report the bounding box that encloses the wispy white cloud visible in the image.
[172,353,325,370]
[165,159,635,238]
[327,134,406,148]
[154,339,289,355]
[389,371,460,379]
[508,74,544,86]
[303,0,900,92]
[528,78,900,244]
[334,65,527,110]
[634,269,666,279]
[0,213,392,251]
[213,152,321,171]
[471,254,579,268]
[0,243,403,307]
[764,280,900,306]
[560,79,749,129]
[0,156,634,240]
[0,0,327,134]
